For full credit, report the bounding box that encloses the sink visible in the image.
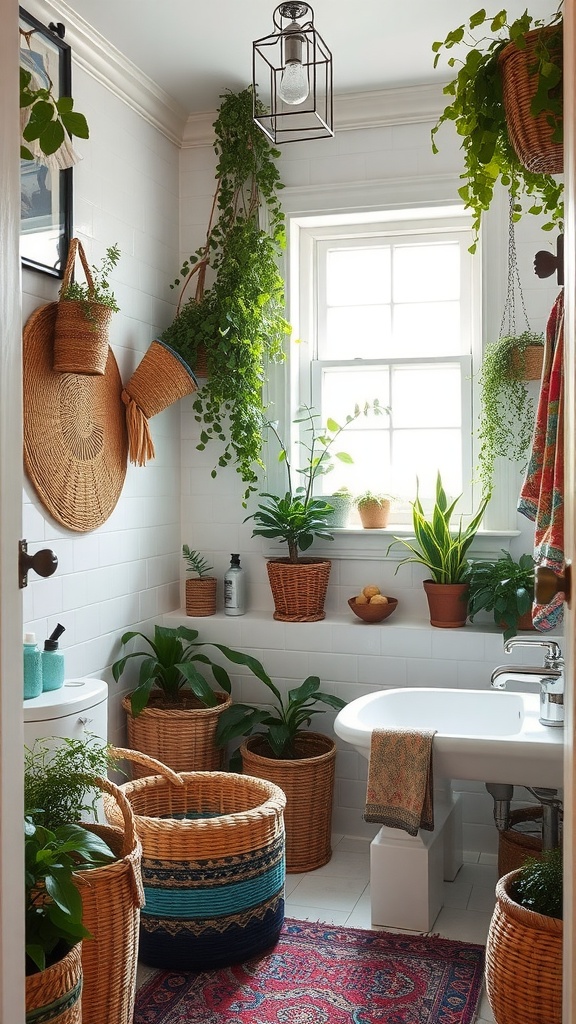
[334,687,564,788]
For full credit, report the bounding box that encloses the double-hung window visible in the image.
[291,208,481,524]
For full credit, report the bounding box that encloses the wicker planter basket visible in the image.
[185,576,217,616]
[266,558,331,622]
[122,690,232,778]
[498,806,543,878]
[241,732,337,873]
[26,941,83,1024]
[485,868,562,1024]
[105,749,286,970]
[54,239,113,376]
[76,776,144,1024]
[499,25,563,175]
[510,344,545,381]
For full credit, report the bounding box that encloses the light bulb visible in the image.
[278,60,310,105]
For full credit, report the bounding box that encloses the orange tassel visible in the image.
[121,390,155,466]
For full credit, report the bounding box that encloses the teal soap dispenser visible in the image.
[23,632,42,699]
[42,623,66,691]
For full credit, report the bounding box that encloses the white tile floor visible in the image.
[136,833,497,1023]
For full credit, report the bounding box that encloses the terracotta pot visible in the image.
[423,580,469,628]
[185,576,217,616]
[266,558,331,622]
[240,732,337,872]
[358,499,391,529]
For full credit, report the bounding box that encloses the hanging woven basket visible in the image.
[499,24,563,175]
[121,339,198,466]
[25,942,83,1024]
[54,238,114,376]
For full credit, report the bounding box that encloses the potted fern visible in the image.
[431,6,563,252]
[182,545,217,616]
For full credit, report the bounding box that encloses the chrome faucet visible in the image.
[490,638,564,728]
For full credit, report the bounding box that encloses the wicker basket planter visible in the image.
[485,868,562,1024]
[498,806,543,878]
[26,941,83,1024]
[185,576,217,616]
[122,690,232,778]
[76,776,144,1024]
[240,732,337,873]
[105,751,286,971]
[266,558,331,622]
[499,25,563,175]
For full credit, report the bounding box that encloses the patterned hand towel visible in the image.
[518,290,565,631]
[364,728,436,837]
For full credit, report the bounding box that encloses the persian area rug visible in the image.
[134,918,485,1024]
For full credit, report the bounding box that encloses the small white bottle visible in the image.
[224,554,246,616]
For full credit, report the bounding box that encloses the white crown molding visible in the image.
[182,81,448,149]
[21,0,188,146]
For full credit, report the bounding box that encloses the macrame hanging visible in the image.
[499,192,544,381]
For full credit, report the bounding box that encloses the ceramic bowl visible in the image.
[348,596,398,623]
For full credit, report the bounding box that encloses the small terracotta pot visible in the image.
[358,499,391,529]
[423,580,469,628]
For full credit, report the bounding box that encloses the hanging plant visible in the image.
[161,87,290,504]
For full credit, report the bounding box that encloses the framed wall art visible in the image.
[19,7,73,278]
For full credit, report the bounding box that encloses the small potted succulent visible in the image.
[354,490,392,529]
[467,549,535,639]
[182,545,217,616]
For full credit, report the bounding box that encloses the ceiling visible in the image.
[68,0,559,115]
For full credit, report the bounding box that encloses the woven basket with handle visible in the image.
[25,941,83,1024]
[54,238,113,376]
[499,24,563,175]
[105,748,286,970]
[75,775,144,1024]
[486,867,562,1024]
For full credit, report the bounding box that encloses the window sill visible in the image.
[262,528,520,562]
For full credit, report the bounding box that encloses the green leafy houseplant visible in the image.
[182,545,213,578]
[161,87,290,503]
[477,330,543,495]
[216,672,346,764]
[390,472,490,584]
[20,66,89,164]
[59,243,121,314]
[247,401,387,562]
[467,549,535,639]
[431,6,564,251]
[512,847,563,920]
[112,624,277,717]
[24,735,117,832]
[25,816,114,973]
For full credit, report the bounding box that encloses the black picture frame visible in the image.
[19,7,73,278]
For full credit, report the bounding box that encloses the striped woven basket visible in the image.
[185,576,217,616]
[122,690,232,778]
[105,749,286,970]
[26,941,82,1024]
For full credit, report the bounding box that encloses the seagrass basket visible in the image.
[76,776,144,1024]
[241,732,337,872]
[105,749,286,970]
[185,576,217,616]
[499,24,563,175]
[26,941,82,1024]
[54,239,113,376]
[510,344,544,381]
[122,689,232,777]
[498,805,543,878]
[485,868,562,1024]
[266,557,331,622]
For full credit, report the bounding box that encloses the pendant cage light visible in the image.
[252,3,333,144]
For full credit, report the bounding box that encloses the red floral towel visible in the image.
[518,290,564,631]
[364,728,436,836]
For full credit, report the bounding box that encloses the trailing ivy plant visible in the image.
[161,87,290,504]
[477,330,543,495]
[431,6,564,251]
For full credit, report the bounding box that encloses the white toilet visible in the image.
[23,677,108,750]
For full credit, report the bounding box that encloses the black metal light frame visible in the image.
[253,3,333,144]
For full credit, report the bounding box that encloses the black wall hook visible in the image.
[534,233,564,287]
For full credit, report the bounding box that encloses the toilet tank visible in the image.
[23,677,108,748]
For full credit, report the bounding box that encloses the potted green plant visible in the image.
[54,239,121,375]
[322,486,354,528]
[389,471,490,627]
[467,549,535,639]
[216,672,346,872]
[159,87,290,504]
[477,330,544,495]
[431,7,563,252]
[486,848,562,1024]
[354,490,392,529]
[112,624,275,774]
[247,401,386,621]
[182,545,217,617]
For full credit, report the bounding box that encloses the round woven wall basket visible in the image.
[26,941,83,1024]
[266,558,331,622]
[485,868,562,1024]
[23,302,127,532]
[122,690,232,778]
[241,732,337,873]
[105,753,286,971]
[499,25,563,175]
